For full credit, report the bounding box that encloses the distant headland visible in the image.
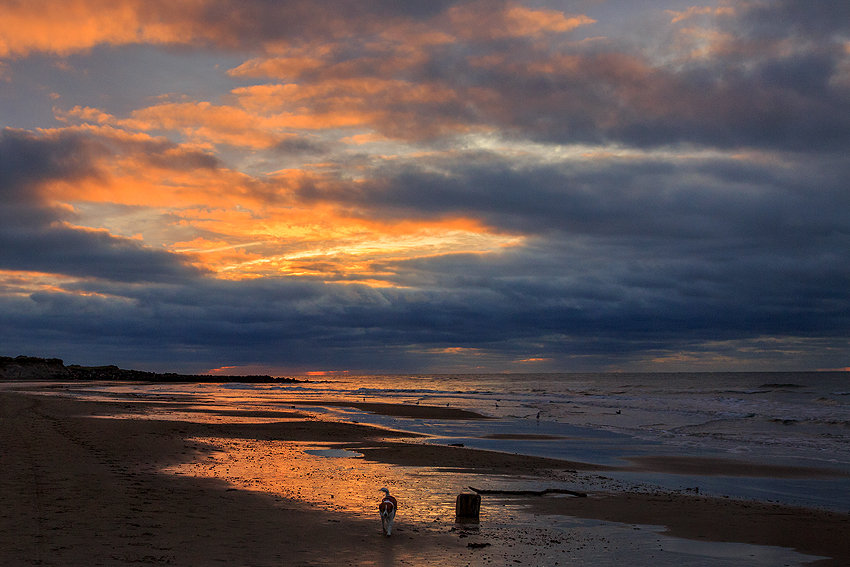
[0,355,305,383]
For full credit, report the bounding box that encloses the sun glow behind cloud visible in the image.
[192,222,523,284]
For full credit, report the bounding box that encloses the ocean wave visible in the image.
[351,387,466,395]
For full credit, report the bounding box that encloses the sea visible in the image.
[58,371,850,513]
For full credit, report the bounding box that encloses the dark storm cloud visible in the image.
[299,151,850,244]
[498,1,850,151]
[739,0,850,38]
[1,240,847,372]
[286,148,850,364]
[0,222,208,283]
[0,129,207,282]
[7,134,850,368]
[448,45,850,151]
[0,128,106,200]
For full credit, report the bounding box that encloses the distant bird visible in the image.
[378,488,397,536]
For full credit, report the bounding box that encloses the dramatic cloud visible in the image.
[0,0,465,57]
[0,1,848,372]
[299,150,850,241]
[0,129,208,282]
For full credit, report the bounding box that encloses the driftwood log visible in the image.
[468,486,587,498]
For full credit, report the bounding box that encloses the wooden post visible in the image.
[455,493,481,521]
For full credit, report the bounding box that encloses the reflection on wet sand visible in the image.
[160,401,843,567]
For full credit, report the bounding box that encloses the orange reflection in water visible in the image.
[164,436,485,528]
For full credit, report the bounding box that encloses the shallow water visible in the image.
[37,371,850,511]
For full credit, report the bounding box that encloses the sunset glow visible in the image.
[1,0,848,373]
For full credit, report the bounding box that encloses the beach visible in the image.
[2,385,849,566]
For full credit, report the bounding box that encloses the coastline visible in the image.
[2,386,848,566]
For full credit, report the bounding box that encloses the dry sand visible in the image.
[2,388,849,566]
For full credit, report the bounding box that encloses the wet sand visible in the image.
[0,390,458,566]
[2,388,849,566]
[281,399,491,420]
[520,491,850,566]
[624,455,850,479]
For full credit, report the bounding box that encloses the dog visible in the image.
[378,487,397,536]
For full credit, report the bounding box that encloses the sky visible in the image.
[1,0,848,375]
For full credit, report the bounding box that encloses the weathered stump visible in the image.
[455,493,481,521]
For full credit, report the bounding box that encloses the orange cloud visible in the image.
[53,157,258,210]
[502,5,596,37]
[170,237,267,278]
[166,199,521,282]
[11,122,521,286]
[340,133,389,145]
[1,0,596,63]
[228,57,327,80]
[424,347,486,355]
[62,91,391,145]
[229,78,466,139]
[448,3,594,40]
[31,125,275,215]
[666,6,735,24]
[55,155,510,283]
[130,102,287,148]
[0,0,457,58]
[238,77,458,108]
[39,4,595,148]
[0,269,80,296]
[0,0,198,57]
[60,101,328,149]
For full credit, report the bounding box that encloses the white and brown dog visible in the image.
[378,487,397,536]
